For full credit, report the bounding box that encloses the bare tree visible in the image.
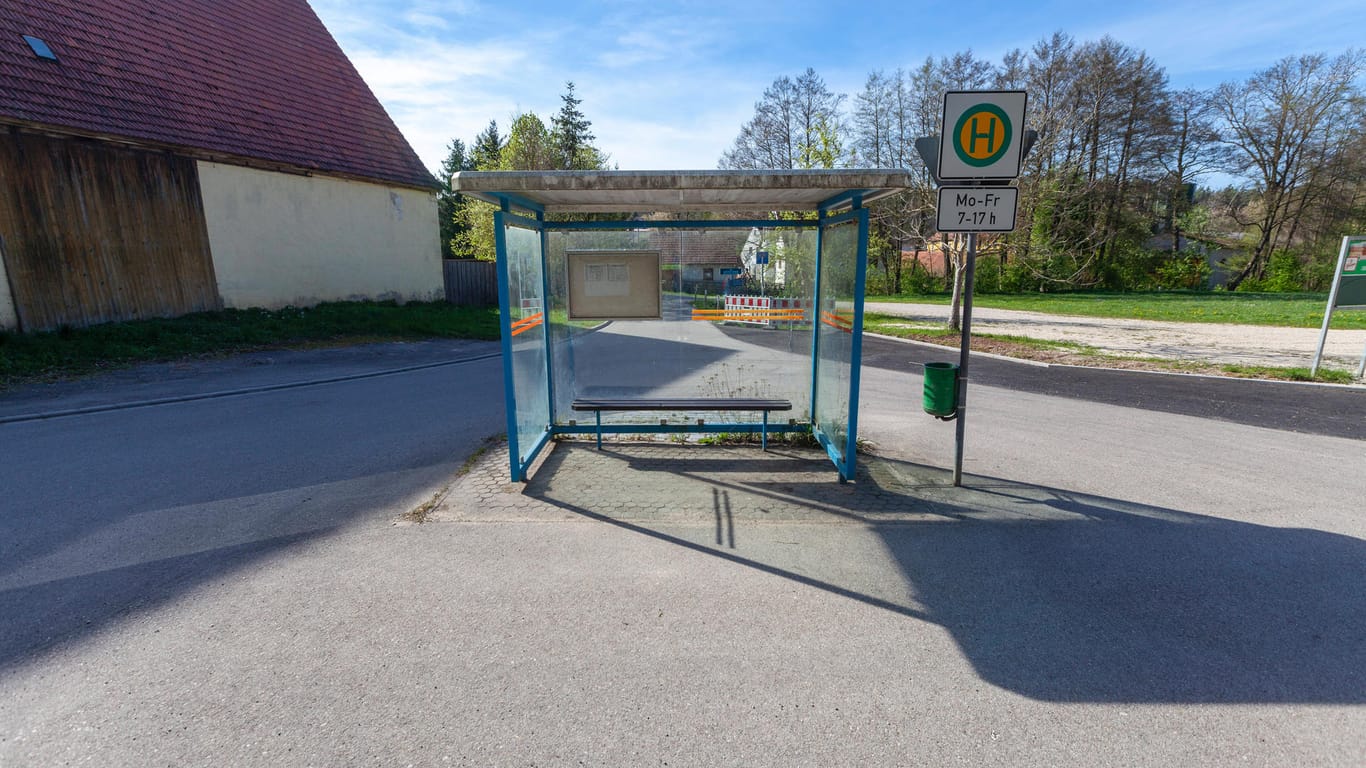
[852,70,894,168]
[1157,88,1220,250]
[1210,51,1365,288]
[720,68,846,170]
[863,62,941,299]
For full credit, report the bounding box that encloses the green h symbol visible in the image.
[970,115,997,155]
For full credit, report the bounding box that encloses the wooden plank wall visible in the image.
[0,132,221,332]
[443,258,498,306]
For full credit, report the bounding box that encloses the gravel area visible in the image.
[866,301,1366,374]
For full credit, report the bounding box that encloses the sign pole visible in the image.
[927,90,1027,488]
[1310,236,1349,377]
[953,232,978,487]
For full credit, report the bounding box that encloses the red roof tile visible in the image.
[652,230,749,266]
[0,0,437,189]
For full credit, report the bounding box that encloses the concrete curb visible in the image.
[863,331,1051,367]
[863,330,1365,390]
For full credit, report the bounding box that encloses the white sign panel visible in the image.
[937,187,1018,233]
[938,90,1028,180]
[583,262,631,297]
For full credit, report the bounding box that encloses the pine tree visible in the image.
[437,139,469,259]
[471,120,503,170]
[551,82,595,169]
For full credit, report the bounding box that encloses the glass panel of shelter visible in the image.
[500,215,551,478]
[545,226,816,430]
[813,218,859,476]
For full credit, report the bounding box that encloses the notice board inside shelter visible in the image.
[566,250,661,320]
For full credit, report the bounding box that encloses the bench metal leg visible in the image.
[595,411,602,450]
[762,411,768,451]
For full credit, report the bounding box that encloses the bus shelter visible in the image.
[451,170,913,483]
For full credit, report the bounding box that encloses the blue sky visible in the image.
[310,0,1363,176]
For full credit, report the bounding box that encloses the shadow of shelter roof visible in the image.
[451,169,914,213]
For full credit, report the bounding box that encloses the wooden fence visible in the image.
[443,259,498,306]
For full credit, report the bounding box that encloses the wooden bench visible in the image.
[571,397,793,450]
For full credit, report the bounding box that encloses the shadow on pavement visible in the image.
[730,325,1366,440]
[524,443,1366,704]
[0,533,314,668]
[0,361,506,671]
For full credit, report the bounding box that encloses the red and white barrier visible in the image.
[722,295,808,327]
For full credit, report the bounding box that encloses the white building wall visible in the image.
[0,245,17,331]
[197,162,442,309]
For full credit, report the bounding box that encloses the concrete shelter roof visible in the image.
[450,169,914,213]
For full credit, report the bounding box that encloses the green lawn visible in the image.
[0,301,499,387]
[4,291,1361,389]
[866,291,1366,329]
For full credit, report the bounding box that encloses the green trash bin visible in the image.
[922,362,959,418]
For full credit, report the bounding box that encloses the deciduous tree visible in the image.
[1211,51,1365,288]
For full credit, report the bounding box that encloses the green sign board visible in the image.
[1335,237,1366,308]
[1312,235,1366,377]
[1344,238,1366,276]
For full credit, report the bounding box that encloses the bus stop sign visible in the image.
[938,91,1027,180]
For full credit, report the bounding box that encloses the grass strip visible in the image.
[0,300,500,387]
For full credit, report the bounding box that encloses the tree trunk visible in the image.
[949,263,964,332]
[892,237,904,294]
[948,237,965,331]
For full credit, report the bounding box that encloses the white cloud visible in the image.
[320,0,1366,175]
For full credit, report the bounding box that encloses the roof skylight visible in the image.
[23,35,57,62]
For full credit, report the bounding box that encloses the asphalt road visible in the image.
[1,330,1362,766]
[730,325,1366,440]
[567,300,1366,443]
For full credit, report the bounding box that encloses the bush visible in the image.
[1242,250,1305,292]
[1154,254,1212,290]
[973,256,1003,293]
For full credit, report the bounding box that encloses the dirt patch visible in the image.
[866,302,1366,382]
[891,331,1282,379]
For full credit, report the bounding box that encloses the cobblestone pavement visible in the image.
[424,438,1112,527]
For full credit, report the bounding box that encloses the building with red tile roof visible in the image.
[0,0,435,189]
[0,0,441,332]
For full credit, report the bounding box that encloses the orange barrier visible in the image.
[820,311,854,332]
[510,312,544,337]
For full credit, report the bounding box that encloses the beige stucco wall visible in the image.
[197,162,442,309]
[0,243,17,331]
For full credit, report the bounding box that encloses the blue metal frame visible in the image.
[549,219,812,231]
[845,206,870,481]
[538,209,555,446]
[809,201,868,482]
[493,210,520,480]
[808,217,825,436]
[493,195,873,482]
[818,190,867,215]
[496,210,554,482]
[485,192,547,217]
